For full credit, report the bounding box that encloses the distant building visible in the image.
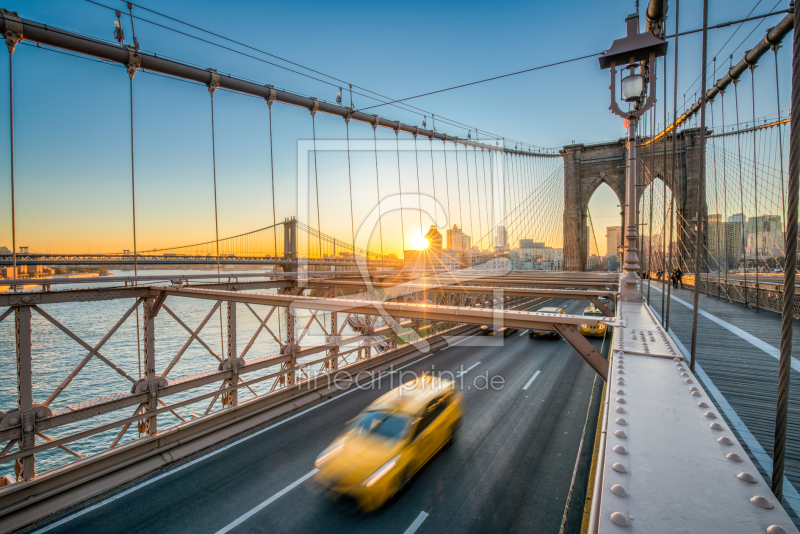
[746,215,784,259]
[495,226,508,252]
[606,226,622,258]
[509,246,563,271]
[446,224,471,251]
[708,220,743,269]
[519,239,544,249]
[19,246,28,254]
[424,225,442,252]
[0,246,9,253]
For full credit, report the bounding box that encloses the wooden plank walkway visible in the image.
[646,283,800,527]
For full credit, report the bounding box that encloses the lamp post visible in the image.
[599,13,667,300]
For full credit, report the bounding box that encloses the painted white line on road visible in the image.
[214,469,318,534]
[33,345,444,532]
[403,511,429,534]
[456,361,481,377]
[648,304,800,515]
[650,284,800,372]
[442,332,480,350]
[522,370,541,391]
[518,330,529,336]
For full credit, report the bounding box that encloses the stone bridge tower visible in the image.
[561,127,707,272]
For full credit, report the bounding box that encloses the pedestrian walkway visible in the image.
[646,282,800,527]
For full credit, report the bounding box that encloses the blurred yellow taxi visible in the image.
[314,375,462,511]
[529,306,565,338]
[580,306,606,337]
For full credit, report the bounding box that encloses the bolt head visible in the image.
[610,484,629,497]
[698,402,709,408]
[751,495,774,509]
[613,445,628,454]
[612,462,628,473]
[614,430,627,438]
[609,512,629,527]
[23,425,32,433]
[710,422,724,430]
[36,411,45,418]
[704,412,717,419]
[691,391,701,397]
[10,417,19,425]
[727,453,743,462]
[718,437,734,445]
[616,389,625,395]
[684,378,694,384]
[616,397,626,404]
[615,417,628,425]
[737,472,757,483]
[615,406,627,413]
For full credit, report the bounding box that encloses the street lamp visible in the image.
[599,12,667,300]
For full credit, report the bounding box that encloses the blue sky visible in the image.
[0,0,792,255]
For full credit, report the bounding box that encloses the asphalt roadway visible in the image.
[31,299,606,534]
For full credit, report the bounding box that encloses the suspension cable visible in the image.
[129,72,142,380]
[773,50,787,236]
[734,72,749,306]
[413,134,423,237]
[395,131,406,253]
[666,0,679,329]
[751,69,760,312]
[267,102,277,257]
[8,50,16,285]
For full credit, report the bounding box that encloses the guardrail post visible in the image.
[224,301,238,407]
[287,308,296,385]
[329,310,338,370]
[142,297,157,436]
[364,315,372,359]
[15,306,35,480]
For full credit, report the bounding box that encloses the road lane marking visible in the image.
[214,470,318,534]
[442,332,480,350]
[33,347,444,532]
[518,330,529,336]
[456,361,481,377]
[403,511,429,534]
[522,370,541,390]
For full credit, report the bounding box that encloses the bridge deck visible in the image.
[648,282,800,528]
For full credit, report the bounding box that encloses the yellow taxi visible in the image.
[580,306,607,337]
[314,375,462,511]
[529,306,565,338]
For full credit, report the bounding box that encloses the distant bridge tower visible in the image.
[283,217,297,260]
[561,128,707,272]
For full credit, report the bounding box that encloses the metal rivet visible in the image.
[698,402,709,408]
[613,445,628,454]
[681,372,689,377]
[615,417,628,425]
[36,411,45,418]
[612,462,628,473]
[751,495,774,509]
[718,437,734,445]
[738,472,757,483]
[609,511,629,527]
[617,364,624,369]
[684,378,694,384]
[610,484,629,497]
[10,418,19,425]
[704,412,717,419]
[618,370,625,375]
[727,453,743,462]
[616,379,625,385]
[617,398,626,404]
[691,391,701,397]
[23,425,32,433]
[614,430,627,438]
[766,525,788,534]
[673,357,681,362]
[615,406,627,413]
[689,386,699,392]
[616,389,625,395]
[710,422,724,430]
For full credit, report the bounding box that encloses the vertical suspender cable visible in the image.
[464,142,475,243]
[209,88,224,361]
[8,49,16,284]
[648,103,654,302]
[345,117,356,260]
[372,126,384,260]
[721,89,730,300]
[734,73,749,306]
[774,50,787,263]
[481,148,491,239]
[267,103,277,258]
[666,0,679,328]
[454,142,465,238]
[751,71,760,312]
[129,74,142,380]
[473,146,483,250]
[689,0,708,373]
[395,132,406,254]
[413,134,423,237]
[429,138,437,226]
[311,112,323,258]
[773,0,799,501]
[662,51,668,319]
[443,139,452,239]
[710,95,720,298]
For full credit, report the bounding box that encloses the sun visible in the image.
[411,235,429,250]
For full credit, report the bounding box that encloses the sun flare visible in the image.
[411,235,430,250]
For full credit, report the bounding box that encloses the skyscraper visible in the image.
[425,225,442,251]
[446,224,471,251]
[495,226,508,252]
[606,226,622,258]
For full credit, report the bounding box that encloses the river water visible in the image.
[0,269,361,478]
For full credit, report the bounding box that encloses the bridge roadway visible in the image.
[32,299,605,534]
